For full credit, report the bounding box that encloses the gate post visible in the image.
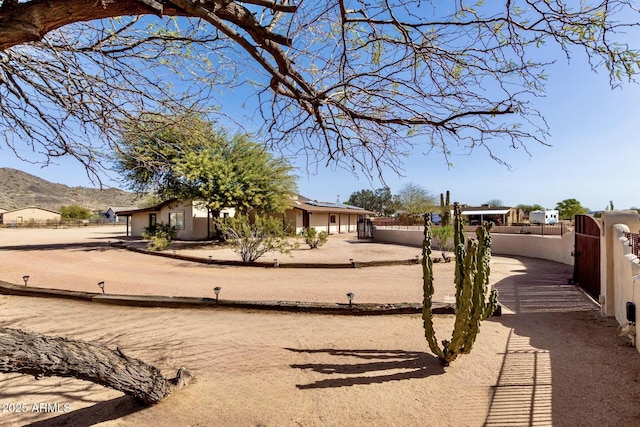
[600,211,640,317]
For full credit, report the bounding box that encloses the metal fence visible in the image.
[373,222,569,236]
[624,232,640,257]
[488,223,568,236]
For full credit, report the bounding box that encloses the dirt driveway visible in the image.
[1,226,639,427]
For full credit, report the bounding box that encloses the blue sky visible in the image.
[2,18,639,211]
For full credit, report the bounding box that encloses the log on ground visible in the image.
[0,327,191,404]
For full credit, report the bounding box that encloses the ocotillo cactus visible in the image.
[422,202,499,365]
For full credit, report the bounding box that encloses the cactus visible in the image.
[439,190,451,226]
[422,202,499,365]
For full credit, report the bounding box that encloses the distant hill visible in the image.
[0,168,141,212]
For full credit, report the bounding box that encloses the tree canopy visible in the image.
[346,187,399,216]
[115,115,297,215]
[555,198,588,220]
[2,1,640,183]
[397,183,436,218]
[60,205,93,221]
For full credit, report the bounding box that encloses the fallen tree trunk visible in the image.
[0,327,191,404]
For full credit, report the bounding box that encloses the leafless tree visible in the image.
[1,0,639,182]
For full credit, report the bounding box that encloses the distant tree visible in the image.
[116,114,297,220]
[516,203,545,213]
[398,183,436,219]
[346,187,399,216]
[556,199,587,221]
[60,205,92,221]
[485,199,504,207]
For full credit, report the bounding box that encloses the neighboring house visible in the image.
[116,199,235,240]
[102,206,138,223]
[284,195,373,234]
[459,206,524,226]
[0,206,61,225]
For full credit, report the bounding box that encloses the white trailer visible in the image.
[529,210,559,225]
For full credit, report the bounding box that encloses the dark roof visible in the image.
[291,195,374,215]
[114,199,180,215]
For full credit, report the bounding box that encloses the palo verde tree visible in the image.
[115,114,297,221]
[2,2,640,183]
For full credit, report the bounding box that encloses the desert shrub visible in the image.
[302,227,328,249]
[142,223,177,251]
[431,225,454,260]
[218,214,298,262]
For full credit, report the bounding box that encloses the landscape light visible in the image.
[22,275,29,287]
[213,286,221,302]
[97,281,105,294]
[209,255,212,264]
[346,292,355,307]
[415,255,420,264]
[349,258,355,268]
[274,258,279,268]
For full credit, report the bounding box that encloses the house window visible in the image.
[330,214,337,224]
[169,212,185,229]
[149,214,157,227]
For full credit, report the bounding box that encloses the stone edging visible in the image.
[0,281,455,316]
[116,242,421,269]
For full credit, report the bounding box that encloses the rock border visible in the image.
[116,241,421,269]
[0,280,455,316]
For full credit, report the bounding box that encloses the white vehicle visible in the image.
[529,209,559,225]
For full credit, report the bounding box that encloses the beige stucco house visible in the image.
[284,195,373,234]
[0,206,61,225]
[117,195,372,240]
[116,199,235,240]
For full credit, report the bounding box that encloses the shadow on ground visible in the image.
[286,348,445,389]
[25,395,145,427]
[486,256,640,427]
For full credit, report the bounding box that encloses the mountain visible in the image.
[0,168,141,212]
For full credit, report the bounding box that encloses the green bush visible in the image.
[217,214,298,262]
[60,205,93,221]
[142,223,177,251]
[302,227,328,249]
[431,225,454,260]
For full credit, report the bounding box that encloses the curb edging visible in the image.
[0,281,455,316]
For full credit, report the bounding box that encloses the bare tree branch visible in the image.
[0,1,639,181]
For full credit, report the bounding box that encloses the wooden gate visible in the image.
[574,214,601,300]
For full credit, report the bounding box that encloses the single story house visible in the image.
[0,206,61,225]
[117,195,373,239]
[459,205,524,226]
[116,199,235,240]
[284,195,373,234]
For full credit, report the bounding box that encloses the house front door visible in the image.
[303,211,310,228]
